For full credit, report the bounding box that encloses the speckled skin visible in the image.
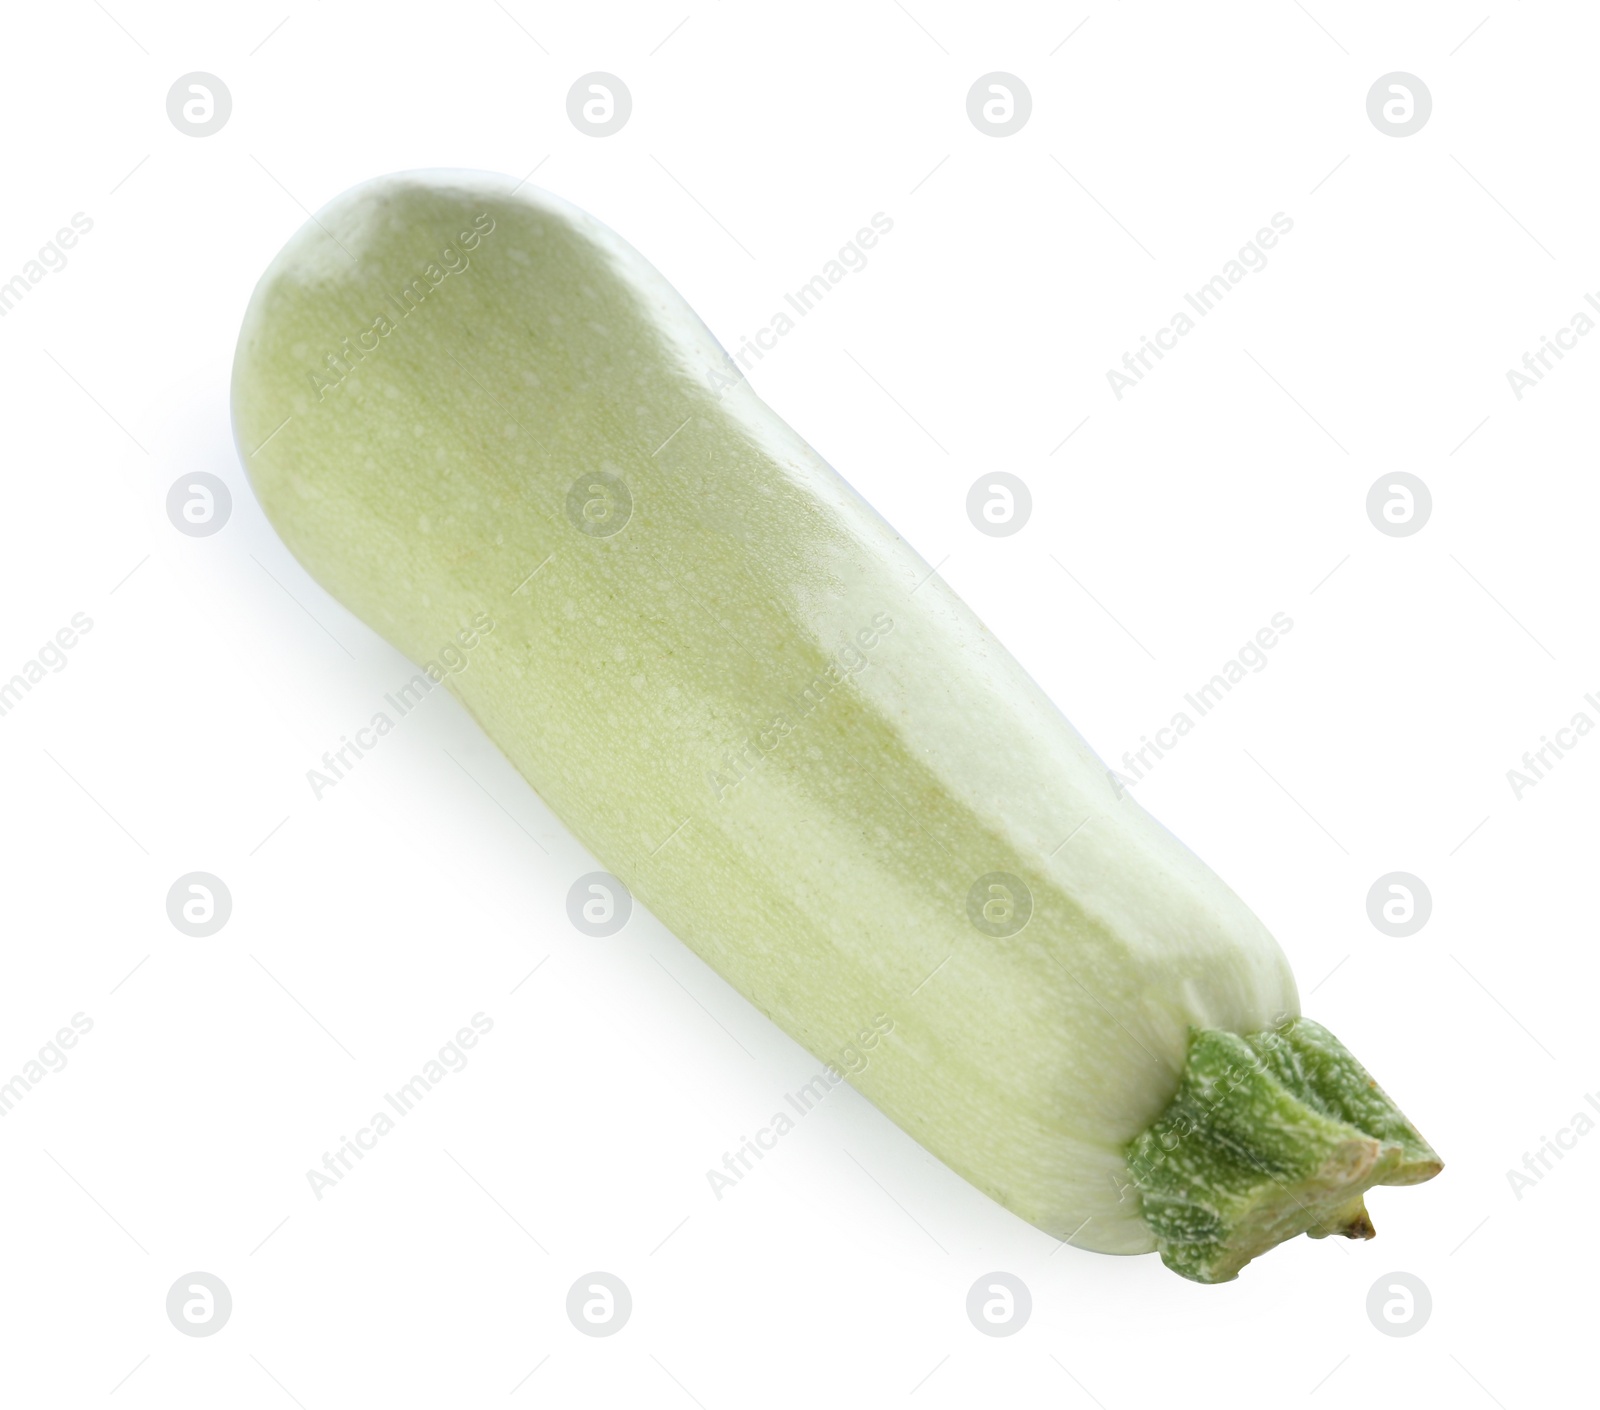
[231,171,1300,1256]
[1128,1020,1441,1280]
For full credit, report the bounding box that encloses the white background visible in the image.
[1,1,1594,1405]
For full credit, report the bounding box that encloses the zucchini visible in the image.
[231,171,1440,1282]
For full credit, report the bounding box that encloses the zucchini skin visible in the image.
[232,172,1298,1255]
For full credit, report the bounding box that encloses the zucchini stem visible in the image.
[1125,1017,1442,1283]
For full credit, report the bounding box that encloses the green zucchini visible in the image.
[231,171,1440,1282]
